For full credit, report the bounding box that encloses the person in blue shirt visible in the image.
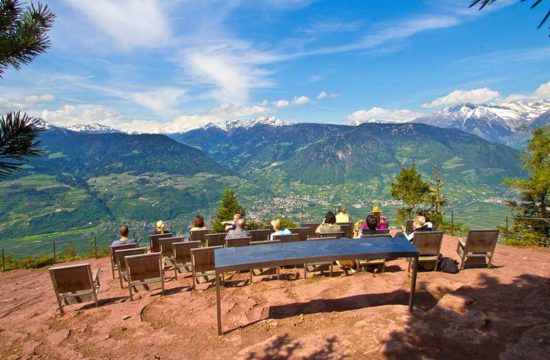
[270,219,291,240]
[112,225,136,246]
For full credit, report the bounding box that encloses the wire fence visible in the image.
[1,213,548,272]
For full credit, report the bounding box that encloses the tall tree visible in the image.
[506,127,550,245]
[391,164,431,218]
[212,188,247,233]
[0,0,54,178]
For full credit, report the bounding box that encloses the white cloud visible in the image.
[422,88,500,108]
[347,107,423,125]
[274,96,311,108]
[534,81,550,100]
[0,93,55,113]
[131,88,187,115]
[317,91,340,100]
[63,0,171,49]
[209,103,271,117]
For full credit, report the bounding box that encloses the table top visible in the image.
[214,236,418,272]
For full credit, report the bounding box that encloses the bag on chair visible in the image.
[439,257,459,274]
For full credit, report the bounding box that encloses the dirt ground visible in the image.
[0,235,549,359]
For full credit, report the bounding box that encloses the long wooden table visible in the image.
[214,236,419,335]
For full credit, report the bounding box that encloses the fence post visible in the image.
[451,210,454,236]
[505,216,509,243]
[2,248,5,272]
[94,234,98,259]
[53,241,56,263]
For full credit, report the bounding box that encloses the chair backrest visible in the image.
[149,233,172,252]
[173,241,201,264]
[225,237,251,247]
[337,222,353,238]
[190,229,210,242]
[289,227,309,241]
[49,264,93,294]
[251,240,280,246]
[464,230,499,254]
[159,236,183,257]
[318,231,345,239]
[273,233,300,243]
[307,237,337,241]
[413,231,444,256]
[300,223,320,238]
[125,253,162,281]
[360,233,393,239]
[115,248,148,272]
[249,229,271,242]
[191,246,222,273]
[405,220,414,234]
[205,233,227,247]
[110,243,138,264]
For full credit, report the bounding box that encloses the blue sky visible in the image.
[0,0,549,132]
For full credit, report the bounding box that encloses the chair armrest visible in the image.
[92,268,101,285]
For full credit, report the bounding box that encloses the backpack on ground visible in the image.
[439,257,459,274]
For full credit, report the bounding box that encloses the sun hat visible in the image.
[371,206,381,213]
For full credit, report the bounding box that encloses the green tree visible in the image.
[391,164,431,220]
[61,241,78,260]
[505,127,550,246]
[0,0,54,177]
[212,188,246,232]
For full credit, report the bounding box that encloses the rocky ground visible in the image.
[0,235,549,359]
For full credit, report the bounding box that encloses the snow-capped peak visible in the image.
[65,123,121,134]
[200,116,289,131]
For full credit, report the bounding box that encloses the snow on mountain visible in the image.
[199,116,289,132]
[65,123,121,134]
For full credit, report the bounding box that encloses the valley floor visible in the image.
[0,236,549,359]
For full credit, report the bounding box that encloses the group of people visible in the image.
[111,205,432,246]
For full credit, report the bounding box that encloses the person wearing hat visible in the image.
[370,205,388,230]
[270,219,291,240]
[335,206,349,223]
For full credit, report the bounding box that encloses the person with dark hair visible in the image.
[112,225,136,246]
[191,215,207,231]
[362,215,380,235]
[316,211,341,234]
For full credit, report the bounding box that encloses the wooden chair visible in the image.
[149,233,172,252]
[289,227,309,241]
[303,237,336,278]
[360,233,392,239]
[205,233,227,247]
[273,233,300,243]
[191,246,223,290]
[225,237,251,248]
[159,236,183,267]
[249,229,271,242]
[109,243,138,279]
[337,222,353,238]
[457,230,499,269]
[173,241,201,279]
[115,247,148,288]
[300,223,320,238]
[125,253,164,300]
[405,220,414,234]
[317,231,345,239]
[408,231,444,273]
[49,263,100,314]
[189,229,210,245]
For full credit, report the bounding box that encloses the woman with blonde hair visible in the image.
[152,220,170,235]
[270,218,291,240]
[353,219,365,238]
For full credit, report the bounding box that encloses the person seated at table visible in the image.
[225,218,250,239]
[417,211,434,230]
[316,211,341,234]
[112,225,136,246]
[335,206,349,223]
[221,213,241,232]
[370,205,388,230]
[362,215,380,235]
[190,215,208,231]
[151,220,169,235]
[353,219,365,238]
[401,216,432,241]
[270,219,291,240]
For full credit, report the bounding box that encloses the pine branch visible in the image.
[470,0,549,33]
[0,0,55,77]
[0,111,44,177]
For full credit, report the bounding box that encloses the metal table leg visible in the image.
[408,254,418,312]
[216,270,222,335]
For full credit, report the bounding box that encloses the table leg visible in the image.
[408,255,418,312]
[216,270,222,335]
